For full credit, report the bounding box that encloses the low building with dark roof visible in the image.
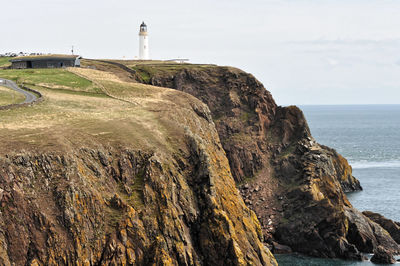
[9,55,81,69]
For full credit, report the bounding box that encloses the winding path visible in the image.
[0,79,37,104]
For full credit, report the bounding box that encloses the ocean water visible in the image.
[276,105,400,265]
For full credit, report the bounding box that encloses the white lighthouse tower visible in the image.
[139,22,149,60]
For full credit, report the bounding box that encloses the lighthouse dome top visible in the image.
[140,22,147,32]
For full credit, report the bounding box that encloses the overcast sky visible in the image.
[1,0,400,105]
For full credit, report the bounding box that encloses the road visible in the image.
[0,78,37,104]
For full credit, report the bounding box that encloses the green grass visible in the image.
[278,144,297,159]
[0,57,11,68]
[236,175,257,186]
[131,64,217,83]
[119,169,145,208]
[240,110,257,122]
[0,68,101,93]
[228,132,253,143]
[11,54,77,60]
[0,86,25,105]
[135,69,151,83]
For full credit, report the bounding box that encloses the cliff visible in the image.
[0,67,276,265]
[128,63,399,260]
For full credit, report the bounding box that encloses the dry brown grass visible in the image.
[0,86,25,105]
[67,68,177,106]
[0,67,207,158]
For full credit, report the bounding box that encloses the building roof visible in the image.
[140,21,147,27]
[10,54,80,62]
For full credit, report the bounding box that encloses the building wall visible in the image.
[139,35,149,60]
[33,59,75,68]
[11,61,27,69]
[11,59,76,69]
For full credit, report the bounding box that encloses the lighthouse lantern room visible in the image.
[139,22,149,60]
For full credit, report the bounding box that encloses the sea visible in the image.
[276,105,400,265]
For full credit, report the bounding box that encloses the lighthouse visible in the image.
[139,22,149,60]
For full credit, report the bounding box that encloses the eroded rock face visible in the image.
[272,143,371,260]
[363,211,400,244]
[145,65,400,260]
[149,67,361,192]
[151,67,278,184]
[345,207,399,254]
[0,92,276,265]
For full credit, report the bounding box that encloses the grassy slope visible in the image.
[0,86,25,105]
[0,67,200,156]
[0,57,11,68]
[0,68,102,93]
[132,63,217,83]
[81,58,217,83]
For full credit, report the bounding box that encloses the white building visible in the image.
[139,22,149,60]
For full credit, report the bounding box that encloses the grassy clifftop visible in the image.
[0,67,182,152]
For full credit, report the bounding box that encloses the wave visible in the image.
[350,160,400,169]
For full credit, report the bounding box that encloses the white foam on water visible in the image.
[350,160,400,169]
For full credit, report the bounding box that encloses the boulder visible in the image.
[272,241,292,254]
[363,211,400,244]
[345,207,400,254]
[371,246,396,264]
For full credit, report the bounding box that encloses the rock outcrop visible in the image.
[135,64,399,260]
[345,207,399,254]
[146,66,361,192]
[371,246,396,264]
[363,211,400,244]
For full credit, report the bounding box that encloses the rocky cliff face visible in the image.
[0,146,274,265]
[0,67,277,265]
[363,211,400,245]
[139,64,399,260]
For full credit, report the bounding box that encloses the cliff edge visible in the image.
[128,62,399,260]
